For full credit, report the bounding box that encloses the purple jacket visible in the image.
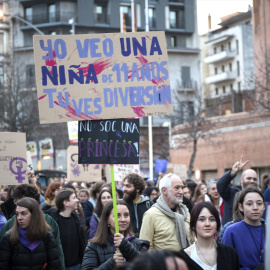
[89,214,99,240]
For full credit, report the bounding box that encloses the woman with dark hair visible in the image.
[143,187,159,202]
[0,197,61,269]
[222,187,265,270]
[40,182,62,211]
[82,200,149,270]
[179,202,239,270]
[89,189,112,239]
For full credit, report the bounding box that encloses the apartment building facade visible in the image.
[202,10,254,116]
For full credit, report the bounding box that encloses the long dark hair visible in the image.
[190,202,221,236]
[94,190,112,217]
[91,200,134,245]
[10,197,51,244]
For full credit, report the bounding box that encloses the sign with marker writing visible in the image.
[78,119,139,164]
[33,31,172,124]
[105,164,140,182]
[0,132,28,185]
[67,145,102,182]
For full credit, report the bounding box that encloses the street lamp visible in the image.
[0,10,45,35]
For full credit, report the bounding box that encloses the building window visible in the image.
[25,7,33,23]
[236,40,239,54]
[121,6,131,27]
[228,41,231,51]
[26,65,35,87]
[221,44,224,51]
[215,67,218,74]
[223,85,226,94]
[169,8,185,29]
[48,4,56,23]
[181,66,191,88]
[148,7,156,28]
[215,88,219,95]
[237,61,240,76]
[96,5,107,24]
[214,47,217,54]
[230,84,233,91]
[229,63,232,71]
[170,36,177,47]
[169,10,177,28]
[143,117,148,125]
[222,65,225,72]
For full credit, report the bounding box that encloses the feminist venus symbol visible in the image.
[9,157,27,183]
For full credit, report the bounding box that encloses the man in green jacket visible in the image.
[0,184,65,270]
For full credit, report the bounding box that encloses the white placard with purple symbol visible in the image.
[0,132,28,185]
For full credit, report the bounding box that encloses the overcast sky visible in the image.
[196,0,253,35]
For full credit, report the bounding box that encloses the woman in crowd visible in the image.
[0,197,61,269]
[192,183,207,204]
[82,200,149,270]
[183,186,192,201]
[40,182,62,212]
[205,180,224,225]
[78,189,93,227]
[179,202,239,270]
[219,192,242,241]
[89,182,103,209]
[89,189,112,239]
[144,187,159,202]
[222,187,265,269]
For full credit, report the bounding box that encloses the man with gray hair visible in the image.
[217,156,258,225]
[139,173,194,251]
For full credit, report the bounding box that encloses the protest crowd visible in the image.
[0,156,268,270]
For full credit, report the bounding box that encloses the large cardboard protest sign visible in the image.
[33,31,172,124]
[78,119,139,164]
[0,133,28,185]
[67,145,102,182]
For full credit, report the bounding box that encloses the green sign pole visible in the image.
[110,164,121,252]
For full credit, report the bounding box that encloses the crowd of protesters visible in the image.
[0,156,268,270]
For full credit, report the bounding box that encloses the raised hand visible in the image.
[114,233,124,248]
[113,252,124,266]
[230,156,249,177]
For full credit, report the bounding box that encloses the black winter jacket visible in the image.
[82,237,149,270]
[0,232,61,270]
[126,195,153,235]
[179,242,240,270]
[47,209,86,263]
[217,170,242,225]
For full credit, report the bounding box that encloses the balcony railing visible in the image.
[204,50,236,64]
[205,71,236,84]
[25,11,76,25]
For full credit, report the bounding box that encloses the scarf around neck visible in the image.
[19,227,41,251]
[153,196,191,248]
